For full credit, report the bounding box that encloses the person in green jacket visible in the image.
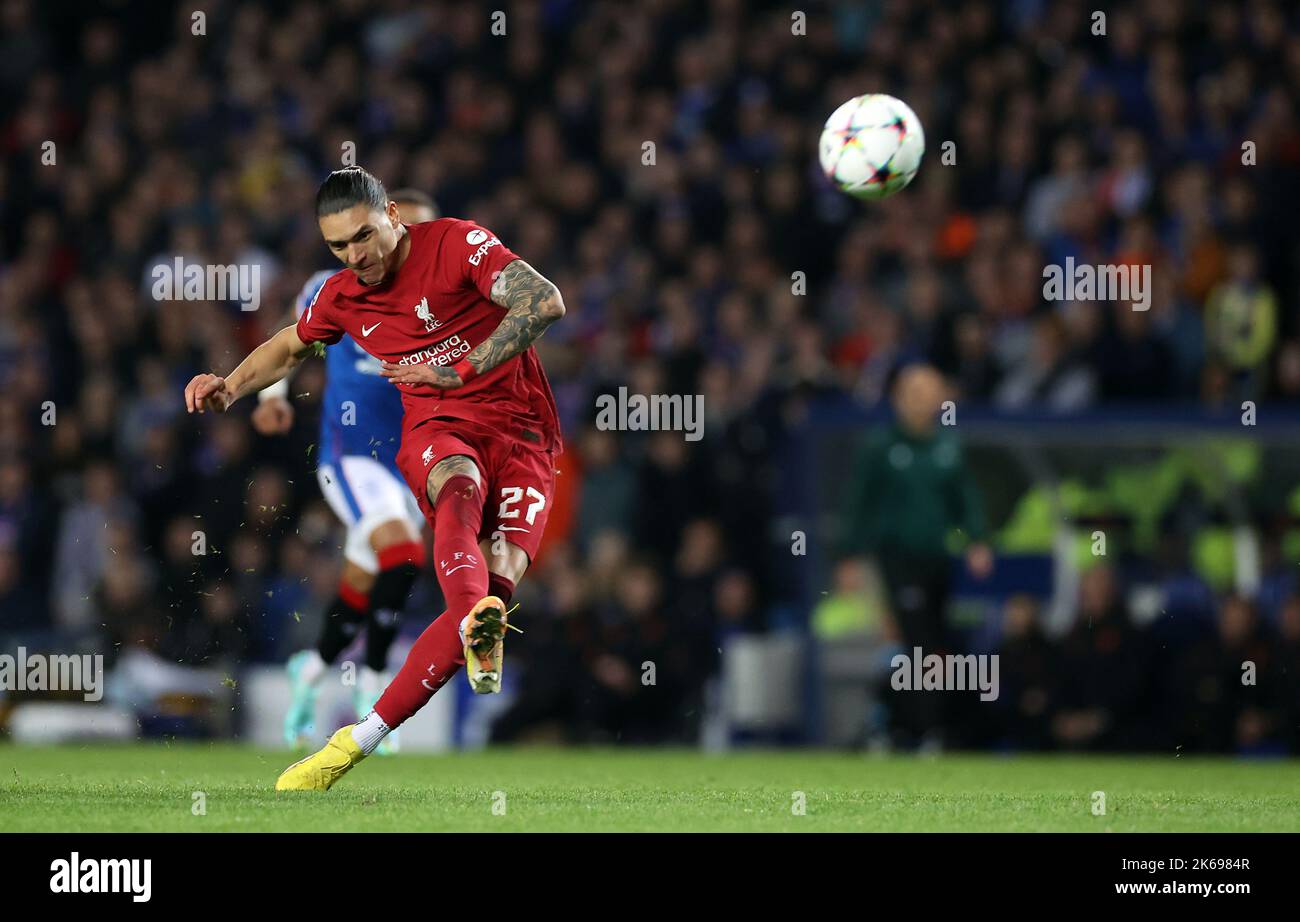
[840,363,993,748]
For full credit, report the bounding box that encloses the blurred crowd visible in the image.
[819,557,1300,754]
[1,0,1298,745]
[992,566,1300,754]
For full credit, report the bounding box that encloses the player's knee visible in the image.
[426,455,481,505]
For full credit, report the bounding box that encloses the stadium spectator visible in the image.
[1051,565,1147,752]
[996,594,1057,752]
[1204,243,1279,400]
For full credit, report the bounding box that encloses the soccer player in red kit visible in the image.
[183,167,564,790]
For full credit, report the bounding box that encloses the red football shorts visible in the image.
[396,415,557,563]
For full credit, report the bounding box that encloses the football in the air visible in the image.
[818,93,925,200]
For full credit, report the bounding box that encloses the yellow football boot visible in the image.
[275,724,366,791]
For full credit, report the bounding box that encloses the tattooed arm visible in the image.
[381,259,565,389]
[472,259,566,372]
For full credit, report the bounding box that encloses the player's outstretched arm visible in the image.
[185,324,315,414]
[380,258,565,389]
[251,307,304,434]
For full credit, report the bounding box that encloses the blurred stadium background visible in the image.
[1,0,1298,758]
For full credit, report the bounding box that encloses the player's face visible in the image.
[319,201,404,286]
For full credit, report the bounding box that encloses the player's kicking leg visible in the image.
[276,451,537,791]
[284,459,423,753]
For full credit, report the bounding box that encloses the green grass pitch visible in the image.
[1,743,1295,832]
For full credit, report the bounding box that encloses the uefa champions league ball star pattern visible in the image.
[818,94,926,200]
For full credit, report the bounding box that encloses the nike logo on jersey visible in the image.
[361,322,382,337]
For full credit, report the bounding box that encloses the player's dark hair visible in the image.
[315,167,389,218]
[390,188,439,218]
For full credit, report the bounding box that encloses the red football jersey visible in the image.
[296,219,561,453]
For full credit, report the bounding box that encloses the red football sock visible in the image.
[338,580,369,614]
[431,474,489,618]
[372,608,465,728]
[488,573,515,605]
[370,475,489,730]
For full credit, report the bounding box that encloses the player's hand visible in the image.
[379,360,463,390]
[185,374,234,413]
[252,396,294,434]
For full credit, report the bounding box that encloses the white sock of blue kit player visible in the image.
[298,650,327,686]
[359,666,386,708]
